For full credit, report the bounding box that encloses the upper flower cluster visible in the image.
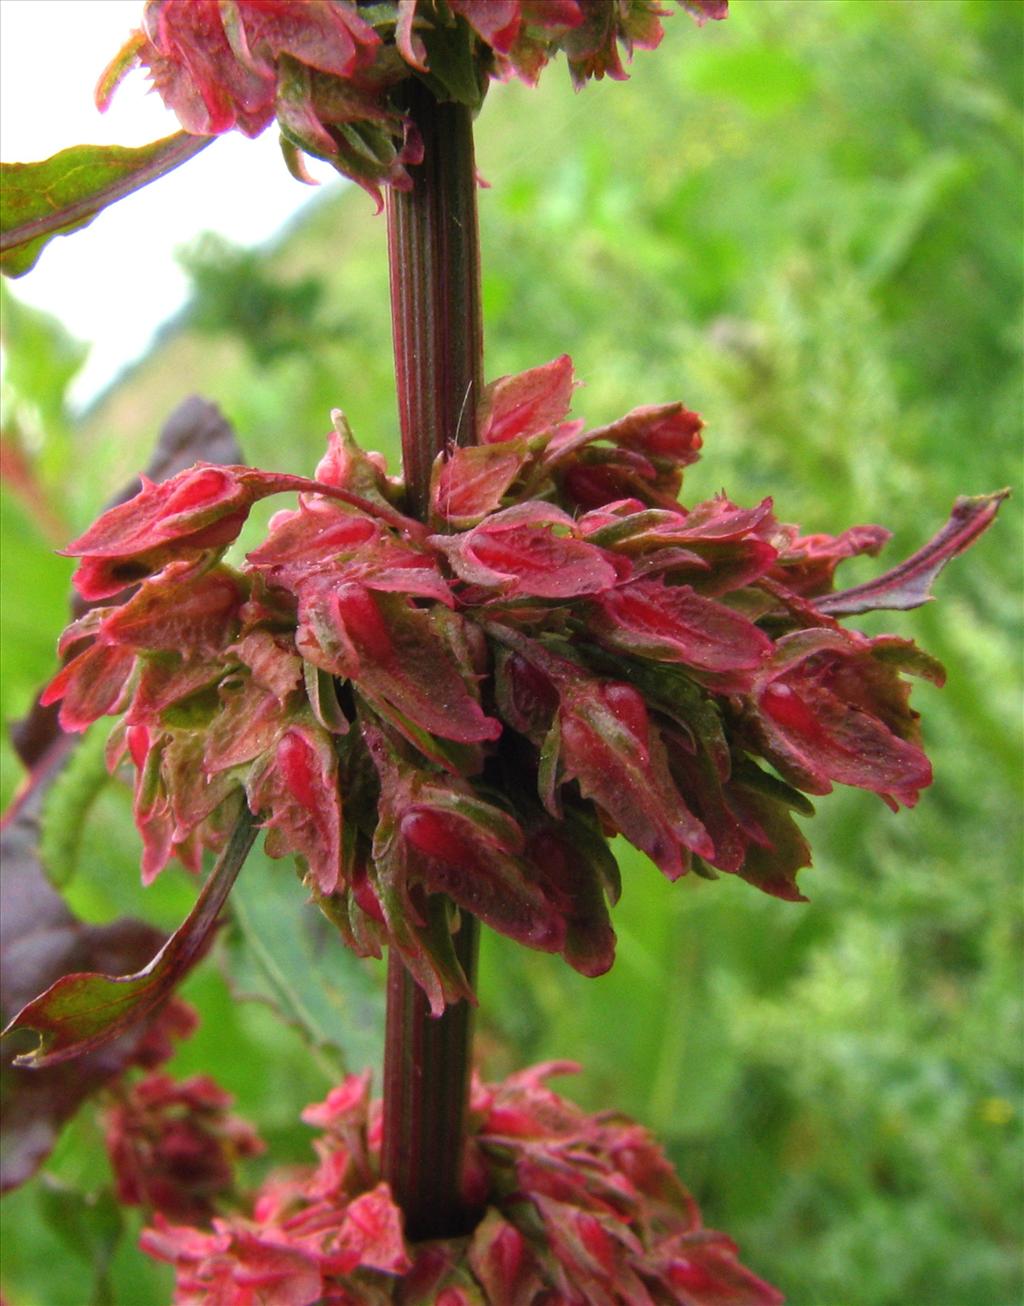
[141,1061,782,1304]
[97,0,728,201]
[42,355,1000,1013]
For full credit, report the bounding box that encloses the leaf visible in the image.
[3,806,257,1068]
[1,134,212,277]
[222,844,384,1077]
[0,749,167,1192]
[816,491,1008,616]
[479,355,575,444]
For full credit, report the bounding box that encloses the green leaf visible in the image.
[223,844,384,1077]
[3,806,256,1067]
[1,133,212,277]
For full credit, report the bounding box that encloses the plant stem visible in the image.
[381,80,483,1241]
[386,79,483,518]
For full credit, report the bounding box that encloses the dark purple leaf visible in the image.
[3,806,256,1069]
[816,491,1007,616]
[0,759,165,1191]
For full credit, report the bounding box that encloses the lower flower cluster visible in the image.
[42,355,1001,1012]
[140,1062,782,1306]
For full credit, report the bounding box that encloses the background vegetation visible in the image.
[1,2,1020,1303]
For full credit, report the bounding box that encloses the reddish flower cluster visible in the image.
[42,355,999,1015]
[141,1062,782,1304]
[104,1070,265,1224]
[100,997,264,1225]
[98,1,728,201]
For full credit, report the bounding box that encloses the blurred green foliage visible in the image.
[1,2,1020,1304]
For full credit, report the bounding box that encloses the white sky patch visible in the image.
[0,0,340,408]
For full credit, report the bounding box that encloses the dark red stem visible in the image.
[381,81,483,1241]
[387,79,483,518]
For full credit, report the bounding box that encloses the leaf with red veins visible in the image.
[676,496,778,543]
[771,523,890,599]
[494,648,561,745]
[815,490,1007,616]
[331,1182,411,1276]
[99,563,245,655]
[479,354,576,444]
[433,503,621,598]
[523,812,618,979]
[367,736,563,971]
[468,1209,545,1306]
[228,0,381,81]
[203,676,293,774]
[400,800,563,960]
[581,402,704,467]
[4,808,257,1068]
[347,537,455,607]
[40,642,135,733]
[246,723,342,895]
[64,465,303,561]
[229,630,302,701]
[726,776,812,903]
[254,514,452,608]
[128,654,225,726]
[666,738,812,901]
[450,0,523,54]
[247,499,377,569]
[69,512,249,602]
[559,449,682,513]
[750,630,936,809]
[556,677,713,879]
[431,440,532,527]
[663,1231,783,1306]
[301,584,500,746]
[141,1218,324,1305]
[592,580,772,678]
[583,503,779,594]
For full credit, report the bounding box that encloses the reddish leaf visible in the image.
[246,725,342,895]
[592,580,772,677]
[578,402,704,466]
[816,491,1007,616]
[40,642,135,732]
[3,807,257,1068]
[750,630,935,809]
[772,523,890,598]
[100,564,245,654]
[556,676,713,879]
[299,585,501,746]
[433,503,620,598]
[479,354,576,444]
[432,441,530,526]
